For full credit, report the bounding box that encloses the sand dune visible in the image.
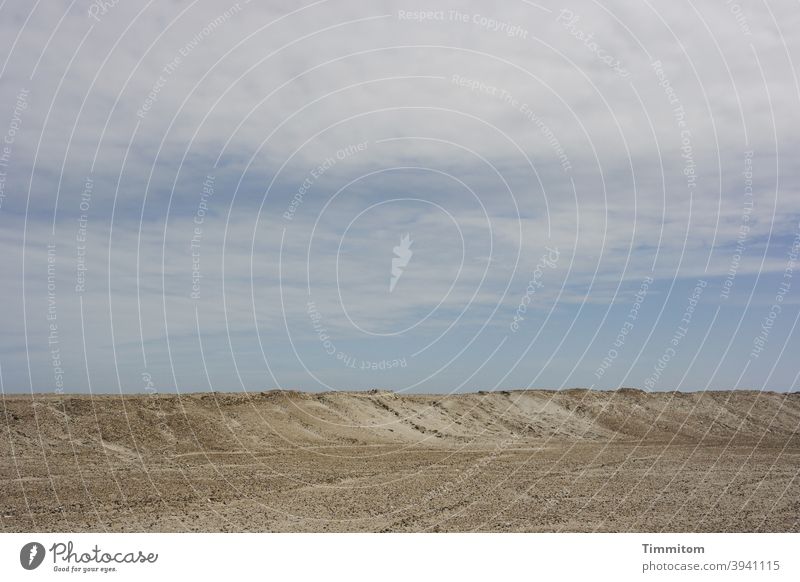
[2,389,799,532]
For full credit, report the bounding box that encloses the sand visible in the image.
[1,389,798,532]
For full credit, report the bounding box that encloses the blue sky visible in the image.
[0,0,799,394]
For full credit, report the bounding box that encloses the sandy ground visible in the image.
[1,389,799,532]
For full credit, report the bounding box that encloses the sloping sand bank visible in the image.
[2,389,798,531]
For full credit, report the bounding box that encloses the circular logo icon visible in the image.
[20,542,45,570]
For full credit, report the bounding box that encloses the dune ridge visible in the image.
[2,389,799,532]
[3,389,799,457]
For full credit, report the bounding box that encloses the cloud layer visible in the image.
[1,0,799,393]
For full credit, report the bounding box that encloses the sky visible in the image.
[0,0,799,394]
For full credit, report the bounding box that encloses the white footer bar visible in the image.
[2,533,797,581]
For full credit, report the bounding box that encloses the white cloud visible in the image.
[1,0,799,392]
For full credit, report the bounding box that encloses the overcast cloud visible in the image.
[0,0,799,393]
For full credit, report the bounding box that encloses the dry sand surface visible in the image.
[1,389,799,532]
